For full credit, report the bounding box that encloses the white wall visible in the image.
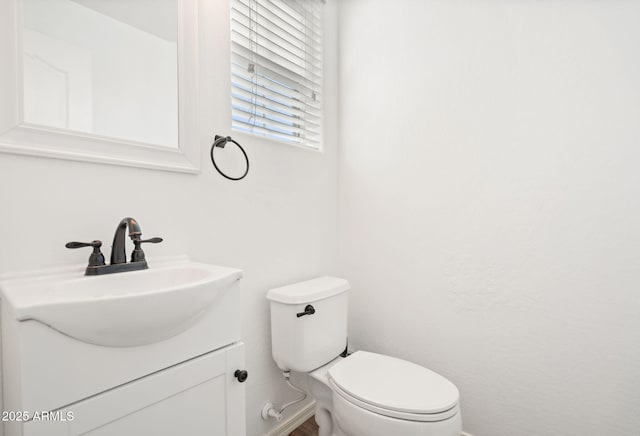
[338,1,640,435]
[0,2,338,435]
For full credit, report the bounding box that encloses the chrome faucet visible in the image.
[66,217,162,275]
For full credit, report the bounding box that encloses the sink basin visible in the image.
[0,256,242,347]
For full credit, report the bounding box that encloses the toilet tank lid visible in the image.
[266,276,350,304]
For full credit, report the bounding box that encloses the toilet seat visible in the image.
[327,351,459,422]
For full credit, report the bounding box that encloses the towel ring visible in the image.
[210,135,249,181]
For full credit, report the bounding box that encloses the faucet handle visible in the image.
[65,240,106,267]
[65,240,101,249]
[137,237,163,244]
[131,237,163,263]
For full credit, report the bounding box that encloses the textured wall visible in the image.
[338,1,640,435]
[0,2,339,435]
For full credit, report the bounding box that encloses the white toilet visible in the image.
[267,277,462,436]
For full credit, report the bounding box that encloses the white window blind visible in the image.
[230,0,323,149]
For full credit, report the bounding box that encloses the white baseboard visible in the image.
[461,432,475,436]
[265,401,316,436]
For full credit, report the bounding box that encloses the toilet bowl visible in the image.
[267,277,462,436]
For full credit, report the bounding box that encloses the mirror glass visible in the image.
[21,0,179,148]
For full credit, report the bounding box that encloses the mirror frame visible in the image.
[0,0,201,173]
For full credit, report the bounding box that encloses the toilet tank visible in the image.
[267,277,349,372]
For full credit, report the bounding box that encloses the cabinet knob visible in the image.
[234,369,248,383]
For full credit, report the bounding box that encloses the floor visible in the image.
[289,416,319,436]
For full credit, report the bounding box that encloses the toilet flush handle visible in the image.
[296,305,315,318]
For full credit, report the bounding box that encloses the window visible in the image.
[230,0,323,149]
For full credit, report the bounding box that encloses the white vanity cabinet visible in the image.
[22,343,246,436]
[0,257,246,436]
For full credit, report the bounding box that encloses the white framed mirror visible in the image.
[0,0,201,173]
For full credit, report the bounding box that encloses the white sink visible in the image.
[0,256,242,346]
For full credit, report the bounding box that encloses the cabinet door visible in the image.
[23,342,246,436]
